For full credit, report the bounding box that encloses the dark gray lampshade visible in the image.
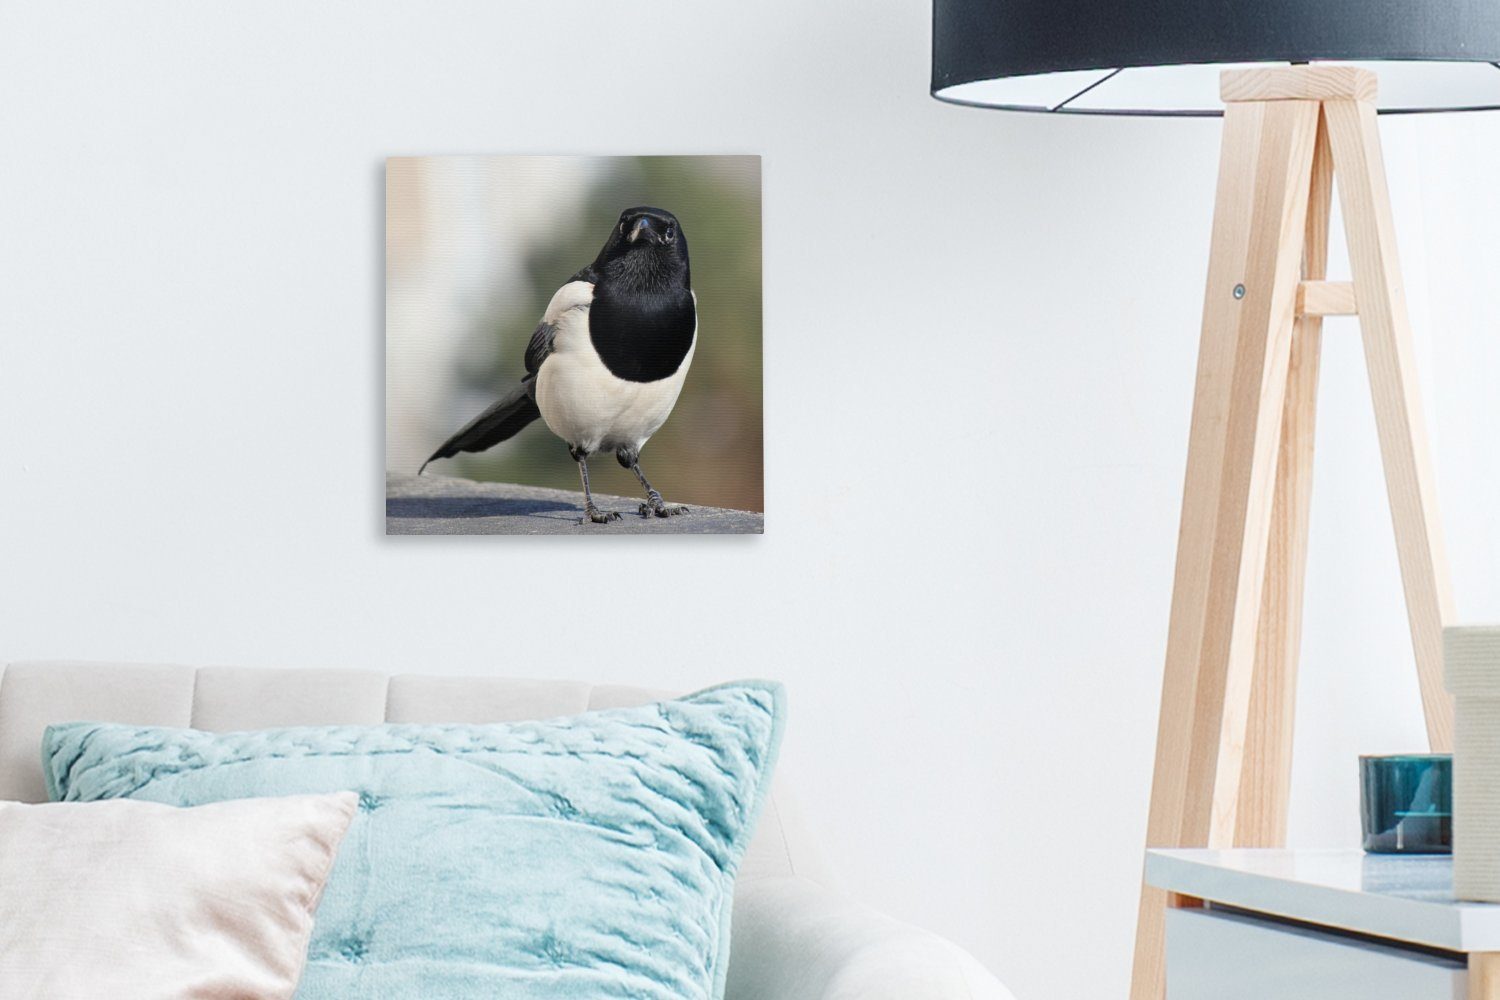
[932,0,1500,115]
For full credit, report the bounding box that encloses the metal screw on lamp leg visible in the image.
[1233,283,1246,299]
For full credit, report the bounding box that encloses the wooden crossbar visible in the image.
[1296,280,1357,317]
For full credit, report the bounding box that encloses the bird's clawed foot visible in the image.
[638,493,689,518]
[580,504,621,525]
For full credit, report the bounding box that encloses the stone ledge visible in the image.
[386,473,764,536]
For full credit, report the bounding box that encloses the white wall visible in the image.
[2,4,1497,999]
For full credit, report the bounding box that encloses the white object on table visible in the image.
[1448,625,1500,903]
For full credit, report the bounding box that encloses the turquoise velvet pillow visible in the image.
[44,681,784,1000]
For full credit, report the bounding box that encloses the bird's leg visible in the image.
[633,465,688,518]
[617,448,688,518]
[571,446,619,524]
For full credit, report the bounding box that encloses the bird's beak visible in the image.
[627,217,660,244]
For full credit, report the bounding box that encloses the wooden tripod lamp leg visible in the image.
[1236,115,1334,848]
[1323,98,1457,750]
[1129,96,1320,1000]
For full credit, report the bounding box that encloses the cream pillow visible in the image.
[0,792,357,1000]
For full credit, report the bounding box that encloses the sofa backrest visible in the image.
[0,660,810,885]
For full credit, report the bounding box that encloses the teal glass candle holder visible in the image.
[1359,754,1452,854]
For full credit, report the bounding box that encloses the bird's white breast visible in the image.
[535,282,696,455]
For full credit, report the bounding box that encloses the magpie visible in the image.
[420,207,697,524]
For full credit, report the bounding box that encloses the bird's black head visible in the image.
[590,207,690,292]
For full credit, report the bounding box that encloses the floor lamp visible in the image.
[930,4,1500,997]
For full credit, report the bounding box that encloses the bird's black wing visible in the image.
[524,321,556,376]
[419,379,540,474]
[525,268,594,374]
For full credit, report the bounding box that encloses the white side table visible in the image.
[1146,848,1500,999]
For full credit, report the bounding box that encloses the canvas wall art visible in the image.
[386,155,763,535]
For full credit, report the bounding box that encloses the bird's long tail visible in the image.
[419,379,541,474]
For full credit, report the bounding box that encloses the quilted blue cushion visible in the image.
[43,681,784,1000]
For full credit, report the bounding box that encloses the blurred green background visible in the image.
[386,155,763,513]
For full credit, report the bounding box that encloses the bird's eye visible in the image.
[619,220,628,234]
[664,224,676,242]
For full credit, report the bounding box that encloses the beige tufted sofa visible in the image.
[0,660,1014,1000]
